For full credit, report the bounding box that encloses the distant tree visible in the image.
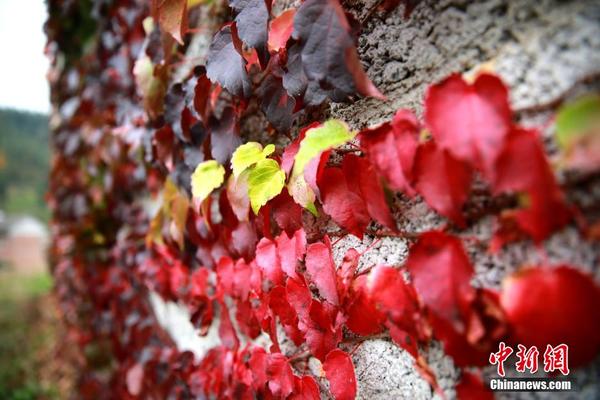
[0,109,49,221]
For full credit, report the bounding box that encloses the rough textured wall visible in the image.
[151,1,600,398]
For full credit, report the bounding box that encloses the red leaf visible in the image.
[405,232,492,366]
[249,348,268,390]
[255,237,284,285]
[456,371,493,400]
[359,109,420,194]
[268,9,296,52]
[271,190,304,235]
[152,0,188,44]
[342,154,396,230]
[218,301,240,350]
[216,256,235,296]
[269,286,304,345]
[427,314,490,367]
[337,248,360,299]
[286,276,312,321]
[266,354,295,398]
[368,266,420,333]
[233,259,254,300]
[194,73,213,123]
[323,349,357,400]
[387,324,419,359]
[189,267,210,299]
[301,300,341,360]
[500,266,600,368]
[492,127,571,245]
[413,141,472,226]
[345,276,386,336]
[465,288,507,355]
[276,229,306,280]
[319,167,370,238]
[235,299,262,339]
[425,73,511,179]
[406,231,475,329]
[292,0,383,101]
[230,221,257,259]
[290,375,320,400]
[169,261,189,299]
[305,241,340,305]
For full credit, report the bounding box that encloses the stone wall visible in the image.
[152,1,600,398]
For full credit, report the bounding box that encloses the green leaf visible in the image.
[556,94,600,149]
[231,142,275,178]
[289,120,354,210]
[248,159,285,214]
[293,120,354,175]
[191,160,225,202]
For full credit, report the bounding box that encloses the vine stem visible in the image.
[366,228,421,239]
[323,228,420,239]
[288,350,311,363]
[334,147,362,155]
[287,333,393,363]
[360,0,385,24]
[343,332,391,345]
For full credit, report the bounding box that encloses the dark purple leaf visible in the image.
[257,74,296,132]
[230,0,271,65]
[210,107,242,163]
[206,24,252,98]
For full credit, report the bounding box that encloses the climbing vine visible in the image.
[47,0,600,398]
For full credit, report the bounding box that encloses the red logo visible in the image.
[515,345,539,373]
[489,343,569,376]
[489,342,513,377]
[543,344,570,375]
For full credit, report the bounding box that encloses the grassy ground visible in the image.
[0,270,72,399]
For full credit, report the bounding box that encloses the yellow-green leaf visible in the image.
[556,94,600,149]
[288,120,354,210]
[231,142,276,178]
[248,159,285,214]
[191,160,225,202]
[293,120,354,175]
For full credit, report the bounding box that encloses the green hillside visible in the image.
[0,109,49,221]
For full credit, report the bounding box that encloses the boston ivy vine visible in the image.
[47,0,600,399]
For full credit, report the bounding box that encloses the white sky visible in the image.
[0,0,50,113]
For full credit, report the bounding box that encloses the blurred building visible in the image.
[0,213,48,274]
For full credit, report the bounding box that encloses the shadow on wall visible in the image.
[0,212,48,274]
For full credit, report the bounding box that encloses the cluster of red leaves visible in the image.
[271,73,572,249]
[45,0,210,397]
[355,74,572,246]
[138,227,600,398]
[137,229,360,399]
[47,0,600,399]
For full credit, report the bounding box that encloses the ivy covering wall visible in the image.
[47,0,600,398]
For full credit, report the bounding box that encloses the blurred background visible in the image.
[0,0,74,398]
